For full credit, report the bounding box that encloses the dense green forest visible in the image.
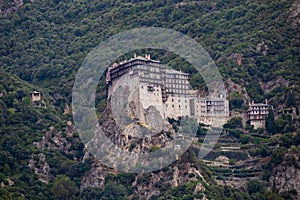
[1,0,299,101]
[0,0,299,199]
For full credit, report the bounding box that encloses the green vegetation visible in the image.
[266,108,276,134]
[0,71,91,199]
[224,117,243,129]
[51,175,79,200]
[0,0,299,105]
[0,0,299,199]
[229,92,244,109]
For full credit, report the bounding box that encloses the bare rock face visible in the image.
[29,123,78,184]
[227,53,243,66]
[84,94,177,173]
[289,2,300,27]
[34,127,71,147]
[0,0,24,16]
[134,161,208,199]
[144,106,164,131]
[80,162,116,191]
[259,76,289,94]
[28,153,51,184]
[269,154,300,200]
[80,150,209,199]
[94,82,177,157]
[33,123,79,159]
[225,78,250,103]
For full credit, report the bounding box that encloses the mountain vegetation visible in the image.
[0,0,299,199]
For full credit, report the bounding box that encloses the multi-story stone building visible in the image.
[246,100,270,129]
[106,55,229,127]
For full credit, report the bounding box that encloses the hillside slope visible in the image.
[0,0,299,103]
[0,0,300,199]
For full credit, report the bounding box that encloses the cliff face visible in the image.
[270,154,300,199]
[80,153,209,199]
[80,162,116,191]
[85,79,182,173]
[79,73,211,198]
[101,98,174,147]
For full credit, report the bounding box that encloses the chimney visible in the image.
[134,53,137,58]
[265,99,268,105]
[145,54,150,60]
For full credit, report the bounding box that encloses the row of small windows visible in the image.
[111,69,128,78]
[166,74,188,79]
[206,101,225,105]
[166,104,188,109]
[250,116,266,120]
[171,99,188,103]
[166,79,188,84]
[140,73,160,79]
[135,65,161,72]
[166,89,186,94]
[249,110,268,114]
[250,106,269,110]
[166,84,189,89]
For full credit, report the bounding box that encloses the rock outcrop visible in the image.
[289,2,300,27]
[28,153,51,184]
[0,0,24,16]
[80,162,116,191]
[80,159,208,199]
[33,122,79,158]
[225,78,250,103]
[259,76,289,94]
[84,83,181,172]
[270,154,300,200]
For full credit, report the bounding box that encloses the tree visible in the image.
[51,175,79,200]
[286,90,297,108]
[229,91,244,109]
[247,180,264,195]
[265,108,276,134]
[102,182,128,199]
[224,117,243,129]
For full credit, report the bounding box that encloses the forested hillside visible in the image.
[0,0,299,199]
[1,0,299,102]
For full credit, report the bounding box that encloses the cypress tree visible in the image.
[265,108,276,134]
[286,90,297,107]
